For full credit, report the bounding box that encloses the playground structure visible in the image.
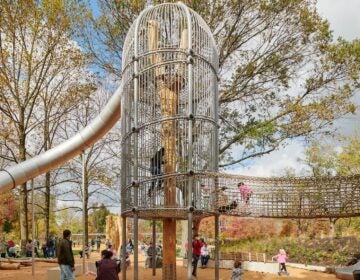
[0,2,360,280]
[120,3,218,279]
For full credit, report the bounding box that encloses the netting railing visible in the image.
[121,172,360,219]
[214,172,360,219]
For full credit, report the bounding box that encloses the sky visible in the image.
[227,0,360,177]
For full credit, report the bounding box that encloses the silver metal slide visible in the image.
[0,83,122,193]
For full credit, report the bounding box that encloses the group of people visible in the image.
[218,182,253,213]
[189,234,211,277]
[143,241,163,269]
[0,238,19,258]
[187,233,289,279]
[0,237,58,259]
[41,237,56,258]
[57,229,124,280]
[2,228,289,280]
[79,237,103,258]
[25,239,41,257]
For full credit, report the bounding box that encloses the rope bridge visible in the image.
[122,172,360,220]
[214,173,360,219]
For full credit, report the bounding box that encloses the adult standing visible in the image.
[47,237,55,258]
[25,240,32,257]
[0,237,7,258]
[96,237,101,252]
[192,234,202,277]
[42,239,48,258]
[57,229,75,280]
[34,239,40,257]
[126,239,133,254]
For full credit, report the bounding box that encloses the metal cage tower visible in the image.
[120,2,218,279]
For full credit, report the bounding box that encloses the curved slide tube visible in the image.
[336,261,360,280]
[0,84,122,193]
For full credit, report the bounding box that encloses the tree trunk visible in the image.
[193,218,202,235]
[329,218,337,238]
[44,172,51,240]
[19,183,28,255]
[18,112,28,254]
[0,263,20,270]
[44,117,51,240]
[84,174,89,246]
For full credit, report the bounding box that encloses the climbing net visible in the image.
[213,172,360,219]
[121,172,360,219]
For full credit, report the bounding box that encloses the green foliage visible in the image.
[56,208,83,235]
[91,204,110,233]
[336,135,360,175]
[72,249,81,256]
[221,236,360,266]
[304,132,360,176]
[304,138,338,176]
[2,220,12,233]
[176,246,182,257]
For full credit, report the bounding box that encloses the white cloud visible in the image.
[316,0,360,41]
[226,141,311,177]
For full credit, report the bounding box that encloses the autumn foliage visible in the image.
[200,216,277,240]
[0,191,16,226]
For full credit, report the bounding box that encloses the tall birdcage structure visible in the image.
[120,2,219,279]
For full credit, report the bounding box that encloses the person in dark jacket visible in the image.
[148,147,165,197]
[57,229,75,280]
[96,249,120,280]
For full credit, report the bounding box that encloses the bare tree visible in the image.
[55,86,121,245]
[0,0,90,250]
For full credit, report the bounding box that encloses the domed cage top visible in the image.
[120,3,219,219]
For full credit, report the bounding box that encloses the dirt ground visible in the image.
[0,249,339,280]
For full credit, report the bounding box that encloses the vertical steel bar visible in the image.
[120,91,127,279]
[82,152,86,274]
[215,214,219,280]
[31,179,35,276]
[178,3,194,280]
[132,5,148,278]
[121,216,127,279]
[187,209,193,280]
[152,220,156,276]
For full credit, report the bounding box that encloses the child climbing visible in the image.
[272,248,289,276]
[231,260,244,280]
[238,182,253,204]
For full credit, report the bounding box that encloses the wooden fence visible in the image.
[219,252,273,262]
